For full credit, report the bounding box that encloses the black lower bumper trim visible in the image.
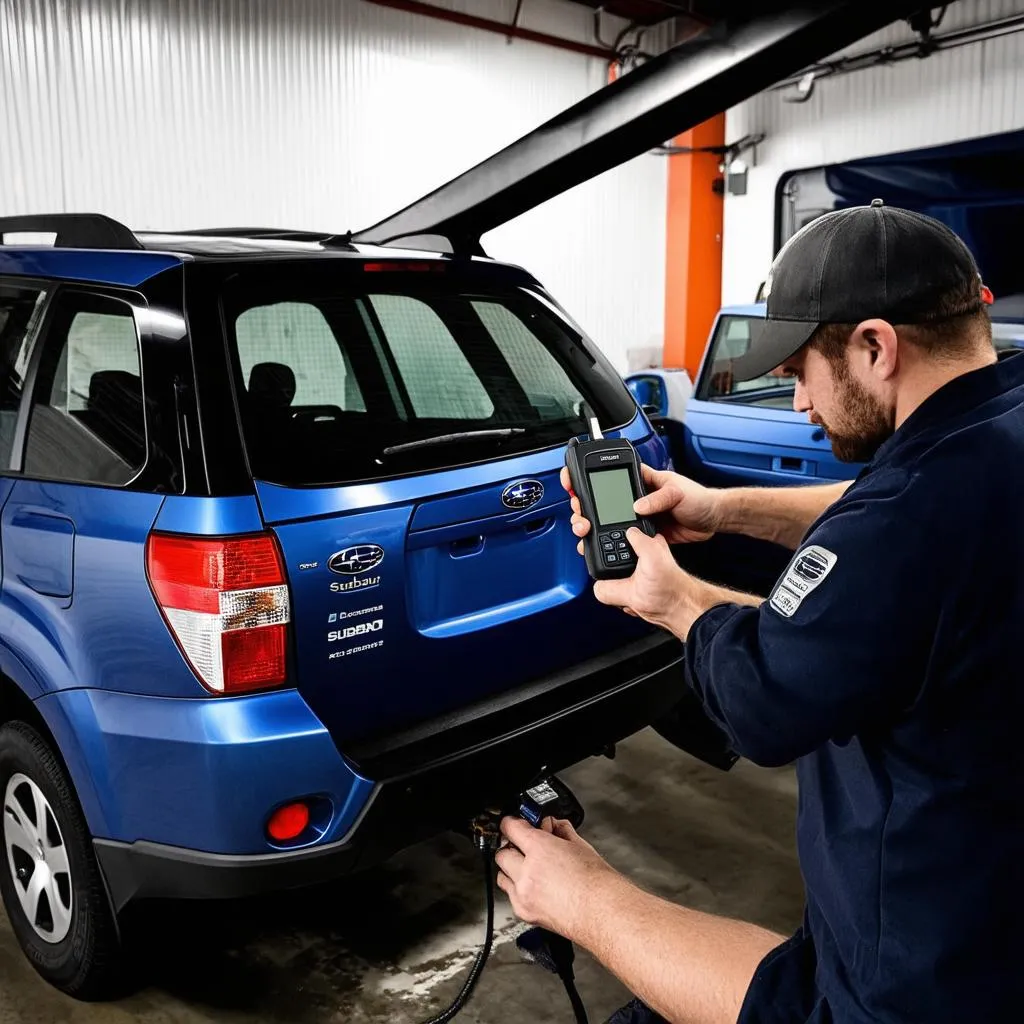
[95,635,683,909]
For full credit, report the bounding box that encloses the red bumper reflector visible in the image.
[267,802,311,842]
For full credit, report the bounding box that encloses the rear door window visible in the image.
[23,293,146,485]
[221,269,632,486]
[0,284,47,468]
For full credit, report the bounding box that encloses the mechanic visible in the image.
[494,202,1022,1024]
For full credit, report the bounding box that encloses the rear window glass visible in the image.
[221,271,631,486]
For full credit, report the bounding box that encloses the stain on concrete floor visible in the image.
[0,730,803,1024]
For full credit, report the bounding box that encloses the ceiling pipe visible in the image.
[771,11,1024,96]
[364,0,618,61]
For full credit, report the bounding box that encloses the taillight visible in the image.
[146,533,290,695]
[362,261,445,272]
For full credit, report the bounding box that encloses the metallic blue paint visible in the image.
[34,687,372,853]
[0,249,674,877]
[265,419,666,744]
[683,401,857,485]
[0,482,209,700]
[0,248,183,287]
[154,494,266,536]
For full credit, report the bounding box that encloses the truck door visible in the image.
[679,308,863,596]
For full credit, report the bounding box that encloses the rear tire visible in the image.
[0,721,123,999]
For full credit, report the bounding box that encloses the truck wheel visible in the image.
[0,721,123,999]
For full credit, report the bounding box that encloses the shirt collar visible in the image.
[871,354,1024,466]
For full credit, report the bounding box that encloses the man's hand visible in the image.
[559,464,718,549]
[593,528,694,637]
[634,465,719,543]
[495,816,619,942]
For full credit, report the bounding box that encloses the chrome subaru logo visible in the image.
[328,544,385,575]
[502,479,544,511]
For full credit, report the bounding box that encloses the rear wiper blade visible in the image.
[382,428,526,456]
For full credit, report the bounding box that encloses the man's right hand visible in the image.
[559,464,718,550]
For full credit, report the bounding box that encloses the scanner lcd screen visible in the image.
[589,468,637,526]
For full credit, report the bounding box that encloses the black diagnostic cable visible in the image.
[416,775,591,1024]
[419,829,497,1024]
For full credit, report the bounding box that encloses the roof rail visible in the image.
[0,213,142,250]
[171,226,325,239]
[152,226,356,249]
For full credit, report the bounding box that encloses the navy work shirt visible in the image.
[684,356,1024,1023]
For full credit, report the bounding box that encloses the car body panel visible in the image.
[0,244,679,884]
[34,686,372,853]
[262,416,666,745]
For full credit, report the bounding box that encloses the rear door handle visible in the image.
[449,535,485,558]
[772,456,811,475]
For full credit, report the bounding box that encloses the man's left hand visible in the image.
[594,527,703,641]
[495,816,618,941]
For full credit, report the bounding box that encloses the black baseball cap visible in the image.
[733,200,985,381]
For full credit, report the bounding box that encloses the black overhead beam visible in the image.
[354,3,922,253]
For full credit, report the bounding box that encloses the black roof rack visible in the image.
[0,214,142,250]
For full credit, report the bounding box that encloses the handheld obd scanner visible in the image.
[565,413,655,580]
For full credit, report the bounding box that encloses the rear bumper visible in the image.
[94,633,683,908]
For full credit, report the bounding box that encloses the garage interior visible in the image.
[1,1,1022,1022]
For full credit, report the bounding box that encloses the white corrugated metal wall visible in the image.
[722,0,1024,304]
[0,0,668,372]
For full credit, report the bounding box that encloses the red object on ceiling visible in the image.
[366,0,617,59]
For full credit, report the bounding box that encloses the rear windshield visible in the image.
[219,268,634,486]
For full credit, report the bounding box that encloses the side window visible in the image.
[0,285,47,468]
[235,302,366,411]
[23,294,146,485]
[369,295,494,420]
[701,315,793,408]
[472,301,583,420]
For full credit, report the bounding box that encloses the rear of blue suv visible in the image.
[0,223,682,997]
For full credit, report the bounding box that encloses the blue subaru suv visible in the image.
[0,214,682,997]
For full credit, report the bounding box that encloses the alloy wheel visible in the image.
[3,773,73,944]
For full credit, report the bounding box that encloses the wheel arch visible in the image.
[0,672,110,841]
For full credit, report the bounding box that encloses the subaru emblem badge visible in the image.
[502,479,544,511]
[328,544,386,575]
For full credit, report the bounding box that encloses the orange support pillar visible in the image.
[663,113,725,377]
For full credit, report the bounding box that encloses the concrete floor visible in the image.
[0,729,804,1024]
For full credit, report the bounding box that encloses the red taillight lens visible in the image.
[222,625,288,691]
[146,533,290,695]
[267,802,311,842]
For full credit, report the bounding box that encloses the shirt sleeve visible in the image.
[683,470,948,767]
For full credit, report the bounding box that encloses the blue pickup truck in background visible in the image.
[627,298,1024,596]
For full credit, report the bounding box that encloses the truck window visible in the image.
[699,315,794,410]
